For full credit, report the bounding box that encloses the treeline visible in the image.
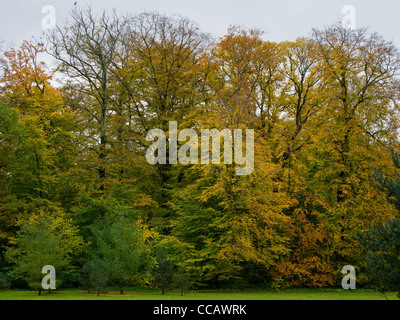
[1,7,400,293]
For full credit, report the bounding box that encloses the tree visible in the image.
[116,11,212,235]
[304,24,400,271]
[150,241,190,295]
[46,8,157,225]
[2,8,400,292]
[0,104,26,251]
[46,7,125,192]
[82,256,110,296]
[358,151,400,298]
[174,267,190,296]
[358,219,400,298]
[151,247,177,295]
[0,272,10,292]
[279,37,323,172]
[5,206,84,295]
[87,216,152,294]
[0,41,77,201]
[168,27,292,287]
[313,24,400,204]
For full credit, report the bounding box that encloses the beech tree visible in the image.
[46,7,125,192]
[1,8,400,291]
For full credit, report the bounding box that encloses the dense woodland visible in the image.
[1,7,400,294]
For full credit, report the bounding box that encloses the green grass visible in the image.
[0,288,398,300]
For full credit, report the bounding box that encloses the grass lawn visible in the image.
[0,288,398,300]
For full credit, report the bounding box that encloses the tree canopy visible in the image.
[1,7,400,292]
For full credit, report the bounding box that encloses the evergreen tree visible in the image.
[358,151,400,298]
[151,247,177,295]
[0,272,10,292]
[86,216,152,295]
[82,257,110,296]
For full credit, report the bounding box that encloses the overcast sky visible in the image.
[1,0,400,48]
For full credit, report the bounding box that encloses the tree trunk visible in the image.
[98,134,107,192]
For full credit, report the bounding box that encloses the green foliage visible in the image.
[82,257,110,296]
[0,104,27,247]
[358,152,400,297]
[84,216,152,294]
[174,268,190,296]
[358,219,400,297]
[1,8,400,292]
[150,244,190,295]
[0,273,10,292]
[373,151,400,212]
[151,247,177,295]
[5,207,84,293]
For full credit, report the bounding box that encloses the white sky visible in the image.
[1,0,400,48]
